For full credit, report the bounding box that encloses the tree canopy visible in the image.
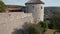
[25,24,41,34]
[0,0,6,12]
[25,21,48,34]
[50,14,60,32]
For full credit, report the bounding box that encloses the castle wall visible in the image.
[0,12,34,34]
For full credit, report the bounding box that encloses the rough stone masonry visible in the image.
[0,12,34,34]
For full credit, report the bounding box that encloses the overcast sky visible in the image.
[3,0,60,7]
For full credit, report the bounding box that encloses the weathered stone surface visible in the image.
[0,12,34,34]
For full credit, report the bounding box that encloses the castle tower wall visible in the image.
[25,0,44,23]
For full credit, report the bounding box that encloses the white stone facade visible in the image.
[0,12,34,34]
[26,4,44,23]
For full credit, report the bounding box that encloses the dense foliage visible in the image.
[50,14,60,32]
[25,21,48,34]
[25,24,41,34]
[0,0,6,12]
[38,21,48,33]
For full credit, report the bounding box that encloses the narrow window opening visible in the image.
[32,6,34,9]
[41,6,43,9]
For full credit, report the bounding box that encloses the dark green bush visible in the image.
[25,24,41,34]
[38,21,48,32]
[50,15,60,32]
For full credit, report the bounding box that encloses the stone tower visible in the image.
[25,0,44,23]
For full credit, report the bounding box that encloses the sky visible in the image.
[3,0,60,7]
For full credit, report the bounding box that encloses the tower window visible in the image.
[32,6,34,9]
[41,6,43,9]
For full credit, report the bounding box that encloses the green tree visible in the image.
[38,21,48,34]
[25,24,41,34]
[0,0,6,12]
[25,21,48,34]
[50,14,60,32]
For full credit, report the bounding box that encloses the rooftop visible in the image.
[25,0,44,4]
[6,5,25,8]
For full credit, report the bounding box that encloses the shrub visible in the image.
[25,24,41,34]
[38,21,48,32]
[50,15,60,32]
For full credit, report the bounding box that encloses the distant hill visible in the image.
[45,7,60,14]
[44,7,60,20]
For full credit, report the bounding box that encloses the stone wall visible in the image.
[0,12,34,34]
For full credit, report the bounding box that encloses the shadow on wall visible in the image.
[12,22,28,34]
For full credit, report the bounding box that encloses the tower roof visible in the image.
[25,0,44,4]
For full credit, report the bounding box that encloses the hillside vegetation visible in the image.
[0,0,6,12]
[44,7,60,17]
